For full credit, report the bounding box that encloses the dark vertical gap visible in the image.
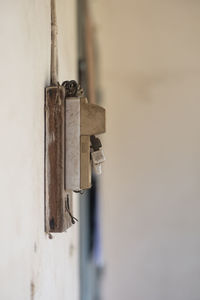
[44,88,47,232]
[78,1,103,299]
[88,176,96,256]
[64,99,66,190]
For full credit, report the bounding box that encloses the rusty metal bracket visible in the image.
[45,85,73,232]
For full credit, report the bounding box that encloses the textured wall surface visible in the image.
[90,1,200,300]
[0,1,79,299]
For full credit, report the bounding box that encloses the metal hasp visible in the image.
[45,85,74,232]
[65,96,105,191]
[45,82,106,233]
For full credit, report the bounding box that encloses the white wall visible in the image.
[0,1,79,299]
[90,1,200,300]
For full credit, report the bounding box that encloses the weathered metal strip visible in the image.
[45,85,73,232]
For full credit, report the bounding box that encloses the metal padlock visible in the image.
[91,149,105,175]
[90,135,105,175]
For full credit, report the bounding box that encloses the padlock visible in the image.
[91,148,106,175]
[90,135,105,175]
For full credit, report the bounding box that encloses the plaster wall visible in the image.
[0,1,79,299]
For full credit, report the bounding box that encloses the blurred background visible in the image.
[78,1,200,300]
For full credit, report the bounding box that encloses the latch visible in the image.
[45,81,106,232]
[63,81,105,192]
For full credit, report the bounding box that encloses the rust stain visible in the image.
[45,86,73,232]
[34,242,37,253]
[30,281,35,300]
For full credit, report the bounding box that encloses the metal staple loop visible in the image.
[62,80,84,98]
[65,195,78,224]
